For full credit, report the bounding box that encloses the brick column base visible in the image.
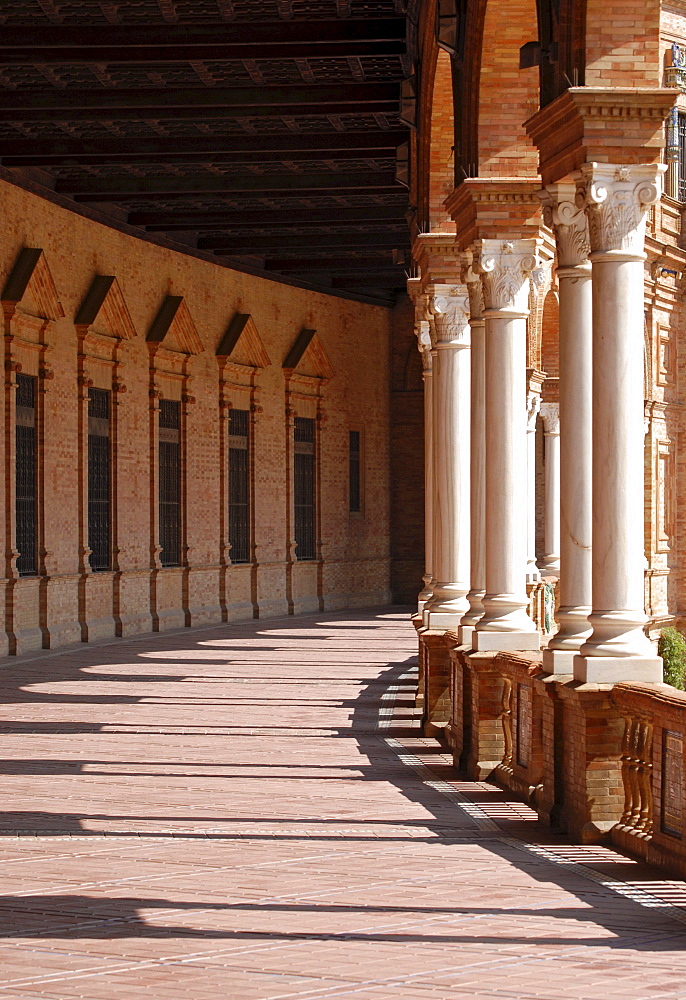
[462,651,507,780]
[417,628,451,737]
[532,672,567,827]
[557,682,625,843]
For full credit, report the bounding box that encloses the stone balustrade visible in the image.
[612,682,686,877]
[434,637,686,878]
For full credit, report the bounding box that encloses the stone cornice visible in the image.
[525,88,677,187]
[444,178,544,252]
[412,232,461,290]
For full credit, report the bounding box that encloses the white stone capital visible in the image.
[526,390,541,432]
[427,284,471,348]
[415,318,433,372]
[461,252,486,322]
[540,401,560,435]
[575,163,665,257]
[540,180,590,269]
[474,239,540,315]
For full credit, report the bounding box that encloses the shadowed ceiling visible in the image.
[0,0,417,306]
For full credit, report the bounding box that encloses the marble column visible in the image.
[539,402,561,577]
[526,389,541,584]
[540,184,593,672]
[473,240,540,651]
[417,316,434,613]
[460,259,486,647]
[574,163,664,683]
[424,284,471,631]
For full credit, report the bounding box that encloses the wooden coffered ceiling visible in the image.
[0,0,416,306]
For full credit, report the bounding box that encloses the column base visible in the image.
[474,630,540,652]
[541,647,577,674]
[573,654,663,684]
[459,624,476,648]
[426,610,468,631]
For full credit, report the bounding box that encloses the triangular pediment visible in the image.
[75,275,137,340]
[283,328,334,381]
[217,313,271,369]
[2,248,64,321]
[147,295,203,355]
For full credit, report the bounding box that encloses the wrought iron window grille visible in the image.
[88,387,111,572]
[228,408,250,564]
[294,416,316,561]
[159,399,181,568]
[15,374,37,577]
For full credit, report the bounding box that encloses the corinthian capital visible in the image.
[473,239,540,315]
[461,252,485,321]
[416,318,433,372]
[427,284,470,348]
[540,401,560,435]
[540,180,590,269]
[575,163,665,256]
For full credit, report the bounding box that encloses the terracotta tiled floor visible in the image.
[1,609,686,998]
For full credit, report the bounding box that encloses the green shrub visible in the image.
[659,627,686,690]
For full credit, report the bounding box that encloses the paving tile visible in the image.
[0,609,686,998]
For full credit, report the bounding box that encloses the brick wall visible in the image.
[0,177,398,653]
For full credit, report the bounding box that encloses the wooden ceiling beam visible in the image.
[2,144,401,168]
[133,205,407,229]
[0,83,398,121]
[264,256,401,271]
[0,19,407,63]
[204,232,409,252]
[61,171,400,200]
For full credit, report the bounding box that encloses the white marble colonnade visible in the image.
[414,166,666,680]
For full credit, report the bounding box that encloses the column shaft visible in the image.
[526,391,541,584]
[418,365,433,611]
[473,241,540,652]
[460,264,485,646]
[574,164,663,683]
[539,402,560,577]
[425,286,471,631]
[540,185,593,672]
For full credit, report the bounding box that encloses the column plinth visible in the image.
[424,285,471,631]
[573,163,664,683]
[473,240,540,652]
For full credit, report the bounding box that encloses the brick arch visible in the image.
[476,0,541,177]
[427,48,456,231]
[415,0,457,234]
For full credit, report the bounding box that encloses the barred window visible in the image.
[88,388,111,571]
[349,430,361,513]
[666,108,686,202]
[228,408,250,564]
[16,374,37,577]
[159,399,181,568]
[294,416,316,561]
